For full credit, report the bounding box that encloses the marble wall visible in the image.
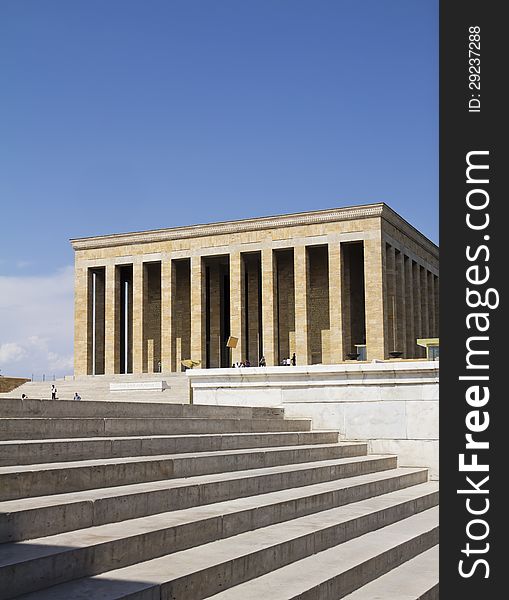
[187,361,439,479]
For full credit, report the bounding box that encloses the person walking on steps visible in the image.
[51,384,57,400]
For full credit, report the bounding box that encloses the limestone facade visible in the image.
[71,203,439,375]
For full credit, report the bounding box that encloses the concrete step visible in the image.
[0,455,398,542]
[5,484,438,600]
[0,431,339,466]
[0,443,368,501]
[0,416,310,440]
[342,545,439,599]
[204,507,439,600]
[0,398,283,420]
[0,474,432,598]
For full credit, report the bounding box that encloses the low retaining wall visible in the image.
[187,361,439,479]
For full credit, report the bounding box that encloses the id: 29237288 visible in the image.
[468,26,481,113]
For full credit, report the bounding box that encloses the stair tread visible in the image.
[0,476,435,566]
[0,416,303,422]
[0,442,363,474]
[0,408,282,420]
[0,417,313,442]
[206,507,439,599]
[342,546,439,599]
[0,454,394,513]
[0,431,337,445]
[12,490,439,600]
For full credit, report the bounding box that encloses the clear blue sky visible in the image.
[0,0,438,279]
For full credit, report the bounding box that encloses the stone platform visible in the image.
[0,372,190,403]
[188,360,440,479]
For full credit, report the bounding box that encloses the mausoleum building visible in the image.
[71,203,439,376]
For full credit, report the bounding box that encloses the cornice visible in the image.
[70,202,438,260]
[70,204,385,251]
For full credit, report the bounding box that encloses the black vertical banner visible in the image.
[440,1,505,597]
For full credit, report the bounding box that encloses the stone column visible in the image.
[245,258,260,364]
[74,265,88,376]
[434,275,440,337]
[147,340,154,373]
[261,248,276,366]
[363,235,387,360]
[386,245,397,353]
[132,262,144,374]
[396,250,407,356]
[161,259,174,372]
[190,255,206,366]
[420,266,430,338]
[404,256,416,357]
[294,245,309,365]
[104,263,119,374]
[230,252,244,364]
[328,243,343,363]
[86,270,94,375]
[428,272,436,337]
[340,244,352,357]
[209,262,222,368]
[412,261,423,357]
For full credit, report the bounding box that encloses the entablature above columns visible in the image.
[75,231,380,270]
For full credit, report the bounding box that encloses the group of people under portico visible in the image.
[232,352,297,368]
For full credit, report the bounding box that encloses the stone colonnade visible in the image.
[79,237,439,375]
[383,242,439,359]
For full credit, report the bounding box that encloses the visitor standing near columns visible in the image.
[291,353,297,366]
[51,384,57,400]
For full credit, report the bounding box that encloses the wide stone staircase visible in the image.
[0,397,438,599]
